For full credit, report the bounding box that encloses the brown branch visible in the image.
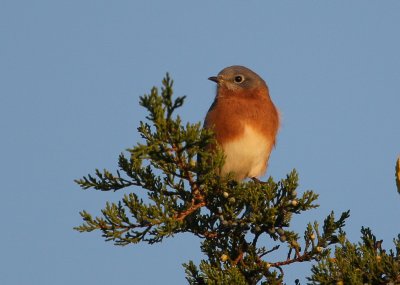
[259,245,280,258]
[233,250,244,266]
[189,228,218,239]
[203,231,218,238]
[270,252,312,267]
[294,246,301,259]
[175,200,206,222]
[171,145,200,194]
[170,144,207,222]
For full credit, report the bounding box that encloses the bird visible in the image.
[204,65,280,181]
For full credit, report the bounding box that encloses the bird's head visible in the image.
[208,65,268,97]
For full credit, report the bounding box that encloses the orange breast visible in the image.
[205,88,279,147]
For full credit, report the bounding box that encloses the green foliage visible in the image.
[308,228,400,284]
[75,74,398,284]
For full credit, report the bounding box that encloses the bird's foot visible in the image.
[251,177,268,184]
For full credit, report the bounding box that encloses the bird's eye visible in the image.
[234,75,244,83]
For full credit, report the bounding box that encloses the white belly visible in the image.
[221,125,273,180]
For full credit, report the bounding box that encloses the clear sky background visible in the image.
[1,1,399,284]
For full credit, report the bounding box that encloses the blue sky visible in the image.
[1,1,399,284]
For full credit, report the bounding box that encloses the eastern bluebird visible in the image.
[205,65,280,181]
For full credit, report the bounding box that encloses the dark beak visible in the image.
[208,76,219,83]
